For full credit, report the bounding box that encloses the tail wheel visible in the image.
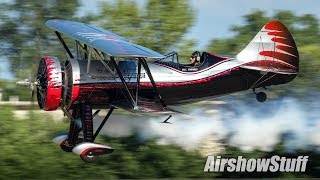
[256,92,267,102]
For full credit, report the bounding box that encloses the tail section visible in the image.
[237,20,299,74]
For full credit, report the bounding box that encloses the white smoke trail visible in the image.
[96,108,226,150]
[95,98,320,152]
[226,98,311,152]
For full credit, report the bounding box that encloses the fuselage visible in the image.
[67,56,296,108]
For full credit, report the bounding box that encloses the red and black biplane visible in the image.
[17,20,299,162]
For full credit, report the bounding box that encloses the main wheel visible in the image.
[256,92,267,102]
[60,140,75,152]
[80,150,98,163]
[60,137,84,152]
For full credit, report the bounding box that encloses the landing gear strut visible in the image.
[53,105,115,162]
[253,89,267,102]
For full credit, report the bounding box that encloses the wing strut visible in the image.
[93,107,115,141]
[110,57,136,109]
[110,57,166,110]
[140,57,167,109]
[135,59,142,107]
[87,47,92,73]
[54,31,74,59]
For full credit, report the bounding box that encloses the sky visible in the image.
[1,0,319,80]
[79,0,320,49]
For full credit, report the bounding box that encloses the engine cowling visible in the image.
[36,57,115,111]
[37,56,63,111]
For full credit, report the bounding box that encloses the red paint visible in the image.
[276,45,298,57]
[260,20,299,70]
[267,31,289,37]
[69,84,112,105]
[264,20,287,31]
[81,148,91,156]
[41,56,62,111]
[71,85,80,103]
[259,51,298,66]
[271,37,294,48]
[103,35,117,40]
[244,60,297,70]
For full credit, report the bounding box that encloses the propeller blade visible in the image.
[30,86,35,103]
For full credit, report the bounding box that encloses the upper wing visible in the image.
[46,19,164,59]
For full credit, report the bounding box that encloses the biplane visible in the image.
[17,19,299,162]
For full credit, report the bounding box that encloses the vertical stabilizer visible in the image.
[237,21,299,74]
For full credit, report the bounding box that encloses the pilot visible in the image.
[190,51,201,66]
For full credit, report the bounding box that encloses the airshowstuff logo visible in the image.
[204,155,308,172]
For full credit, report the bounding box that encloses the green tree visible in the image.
[97,0,195,55]
[0,107,219,178]
[0,0,81,78]
[289,44,320,91]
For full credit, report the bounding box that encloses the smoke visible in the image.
[96,108,226,150]
[95,97,320,153]
[225,98,316,152]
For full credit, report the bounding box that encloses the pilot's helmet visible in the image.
[191,51,201,61]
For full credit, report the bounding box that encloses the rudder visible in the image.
[237,20,299,74]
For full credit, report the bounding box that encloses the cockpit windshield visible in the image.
[154,51,179,63]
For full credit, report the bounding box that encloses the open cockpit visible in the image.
[153,51,232,72]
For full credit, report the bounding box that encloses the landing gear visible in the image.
[54,105,115,162]
[80,152,97,163]
[253,89,267,102]
[60,140,74,152]
[52,56,164,162]
[256,92,267,102]
[73,142,114,163]
[59,135,84,152]
[53,132,76,152]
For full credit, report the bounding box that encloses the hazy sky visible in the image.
[1,0,319,80]
[79,0,320,49]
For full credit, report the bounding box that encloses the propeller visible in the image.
[16,76,38,103]
[16,30,44,104]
